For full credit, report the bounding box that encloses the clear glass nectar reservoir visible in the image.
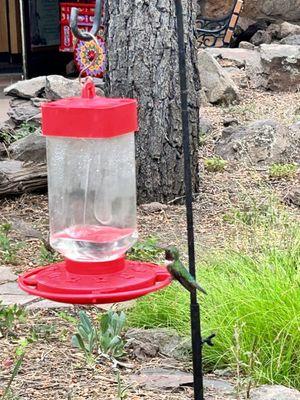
[42,81,138,262]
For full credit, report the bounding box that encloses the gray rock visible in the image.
[128,367,193,390]
[129,367,234,394]
[242,1,300,22]
[250,384,300,400]
[215,120,300,166]
[239,41,256,50]
[0,295,37,306]
[45,75,104,100]
[250,30,273,46]
[200,116,213,135]
[0,267,17,284]
[45,75,82,100]
[0,143,7,160]
[140,202,168,213]
[4,76,46,99]
[207,47,259,68]
[0,282,25,295]
[247,44,300,92]
[8,99,41,126]
[285,187,300,207]
[281,35,300,45]
[280,22,300,39]
[9,132,46,163]
[125,328,191,360]
[198,50,239,105]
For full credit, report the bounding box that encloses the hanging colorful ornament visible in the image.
[74,35,107,78]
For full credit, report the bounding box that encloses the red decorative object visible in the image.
[18,81,172,305]
[60,2,97,52]
[74,35,107,78]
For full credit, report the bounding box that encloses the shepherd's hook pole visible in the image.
[174,1,204,399]
[70,1,205,398]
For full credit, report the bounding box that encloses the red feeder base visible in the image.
[18,258,172,305]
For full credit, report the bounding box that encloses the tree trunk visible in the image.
[106,0,200,203]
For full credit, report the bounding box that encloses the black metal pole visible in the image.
[174,1,204,399]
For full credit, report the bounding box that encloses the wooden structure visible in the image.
[196,0,243,47]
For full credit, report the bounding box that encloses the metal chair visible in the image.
[196,0,243,47]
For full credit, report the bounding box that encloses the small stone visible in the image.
[223,117,238,127]
[250,384,300,400]
[0,267,17,283]
[125,328,191,360]
[10,218,44,240]
[4,76,46,99]
[140,202,168,213]
[285,187,300,207]
[239,41,255,50]
[250,30,272,46]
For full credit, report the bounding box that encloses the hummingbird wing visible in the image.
[168,260,207,295]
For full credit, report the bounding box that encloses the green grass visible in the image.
[204,157,228,173]
[128,208,300,388]
[269,163,298,180]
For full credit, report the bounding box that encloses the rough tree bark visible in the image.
[106,0,200,203]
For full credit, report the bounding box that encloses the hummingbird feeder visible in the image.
[18,79,171,304]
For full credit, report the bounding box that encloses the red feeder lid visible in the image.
[18,258,172,305]
[42,80,138,139]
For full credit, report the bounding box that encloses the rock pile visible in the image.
[0,76,104,197]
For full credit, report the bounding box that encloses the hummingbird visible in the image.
[163,246,207,295]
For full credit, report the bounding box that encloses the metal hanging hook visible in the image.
[70,0,103,41]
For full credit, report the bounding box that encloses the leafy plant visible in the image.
[116,371,131,400]
[0,224,21,265]
[268,163,298,180]
[0,302,26,337]
[29,323,56,342]
[0,123,38,145]
[2,338,29,400]
[204,156,227,172]
[39,244,60,264]
[128,209,300,389]
[127,236,161,262]
[72,310,126,362]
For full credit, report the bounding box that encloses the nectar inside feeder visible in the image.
[18,80,171,304]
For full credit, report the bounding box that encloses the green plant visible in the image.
[56,311,77,325]
[128,212,300,389]
[39,244,60,264]
[2,338,29,400]
[0,123,38,145]
[116,371,131,400]
[0,302,26,337]
[268,163,298,180]
[29,323,56,342]
[0,223,22,265]
[72,310,126,362]
[127,236,161,262]
[204,157,227,172]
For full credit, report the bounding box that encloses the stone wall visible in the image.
[201,0,300,22]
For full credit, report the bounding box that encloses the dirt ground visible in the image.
[0,87,299,399]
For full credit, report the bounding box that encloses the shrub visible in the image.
[269,163,298,180]
[204,157,227,172]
